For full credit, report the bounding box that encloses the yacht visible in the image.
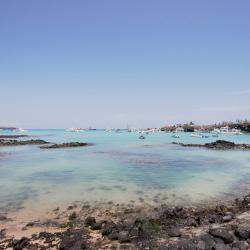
[231,128,243,135]
[220,126,230,133]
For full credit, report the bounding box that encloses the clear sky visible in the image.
[0,1,250,128]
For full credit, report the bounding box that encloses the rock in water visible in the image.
[40,142,92,149]
[172,140,250,150]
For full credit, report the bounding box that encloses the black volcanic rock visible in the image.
[0,139,48,146]
[209,228,234,244]
[172,140,250,150]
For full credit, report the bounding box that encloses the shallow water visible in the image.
[1,129,250,213]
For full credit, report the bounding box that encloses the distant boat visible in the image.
[212,127,243,135]
[65,128,83,132]
[174,127,184,133]
[212,134,219,137]
[191,133,202,138]
[231,128,243,135]
[14,128,27,133]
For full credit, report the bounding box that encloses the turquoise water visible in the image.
[1,129,250,213]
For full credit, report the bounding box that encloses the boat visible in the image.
[191,133,202,138]
[174,127,184,133]
[231,128,243,135]
[65,128,83,132]
[14,128,27,133]
[219,126,230,134]
[212,128,221,134]
[212,134,219,138]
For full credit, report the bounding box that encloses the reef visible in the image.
[40,142,93,149]
[172,140,250,150]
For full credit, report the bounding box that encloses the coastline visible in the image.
[1,133,250,249]
[2,190,250,249]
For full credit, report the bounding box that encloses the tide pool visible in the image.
[1,129,250,213]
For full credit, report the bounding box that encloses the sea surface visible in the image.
[1,129,250,213]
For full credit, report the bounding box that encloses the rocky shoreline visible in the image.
[2,194,250,249]
[172,140,250,150]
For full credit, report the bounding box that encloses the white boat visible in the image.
[220,126,230,133]
[174,127,184,133]
[212,128,221,134]
[191,133,202,138]
[14,128,27,133]
[65,128,83,132]
[231,128,243,135]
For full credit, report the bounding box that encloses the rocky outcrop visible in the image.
[3,193,250,249]
[40,142,92,149]
[0,139,49,146]
[172,140,250,150]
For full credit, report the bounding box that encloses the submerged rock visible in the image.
[40,142,92,149]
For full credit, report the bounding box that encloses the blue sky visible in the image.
[0,1,250,128]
